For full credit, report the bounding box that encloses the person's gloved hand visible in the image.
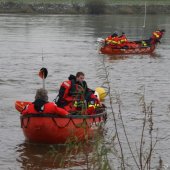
[74,100,84,107]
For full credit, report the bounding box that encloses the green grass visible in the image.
[0,0,170,5]
[0,0,85,4]
[108,0,170,5]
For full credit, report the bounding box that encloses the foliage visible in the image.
[85,0,107,14]
[95,56,164,169]
[0,0,170,5]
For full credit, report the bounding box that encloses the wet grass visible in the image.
[109,0,170,5]
[0,0,170,5]
[0,0,82,4]
[0,0,81,4]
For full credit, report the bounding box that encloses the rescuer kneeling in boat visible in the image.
[150,29,165,45]
[22,88,69,116]
[56,72,100,114]
[105,31,129,49]
[105,31,121,47]
[118,32,129,48]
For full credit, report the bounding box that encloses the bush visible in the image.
[85,0,106,14]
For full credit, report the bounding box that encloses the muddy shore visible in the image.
[0,2,170,14]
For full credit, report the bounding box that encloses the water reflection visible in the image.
[149,52,163,58]
[102,52,163,63]
[16,141,95,170]
[104,55,131,62]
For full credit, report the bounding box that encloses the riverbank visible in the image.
[0,1,170,14]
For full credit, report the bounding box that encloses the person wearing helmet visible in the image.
[118,32,129,48]
[160,29,165,33]
[150,29,165,44]
[105,31,121,46]
[111,31,118,38]
[119,32,128,43]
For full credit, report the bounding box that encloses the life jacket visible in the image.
[56,75,87,110]
[22,102,69,116]
[105,35,121,45]
[60,80,73,102]
[61,80,85,101]
[67,81,87,112]
[105,35,113,44]
[150,31,162,44]
[69,79,86,100]
[118,35,129,48]
[119,34,128,43]
[111,36,121,45]
[57,75,100,114]
[141,41,147,47]
[156,31,164,40]
[152,31,161,39]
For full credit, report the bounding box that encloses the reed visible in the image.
[43,56,166,169]
[94,56,164,169]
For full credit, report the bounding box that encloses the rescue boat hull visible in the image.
[100,44,156,55]
[21,112,107,144]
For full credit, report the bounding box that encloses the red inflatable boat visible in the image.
[15,101,107,144]
[100,44,155,55]
[99,30,165,55]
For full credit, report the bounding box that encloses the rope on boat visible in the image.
[20,111,107,129]
[20,116,30,128]
[51,117,71,128]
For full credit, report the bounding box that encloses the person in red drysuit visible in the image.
[56,72,100,114]
[22,88,69,116]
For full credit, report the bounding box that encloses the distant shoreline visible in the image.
[0,2,170,14]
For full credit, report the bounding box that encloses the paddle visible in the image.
[15,68,48,113]
[39,67,48,89]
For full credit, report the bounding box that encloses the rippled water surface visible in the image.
[0,14,170,169]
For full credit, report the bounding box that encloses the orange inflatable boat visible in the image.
[15,101,107,144]
[99,30,165,55]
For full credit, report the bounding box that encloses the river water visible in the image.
[0,14,170,170]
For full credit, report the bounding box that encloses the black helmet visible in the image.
[111,31,118,37]
[114,31,118,35]
[160,29,165,32]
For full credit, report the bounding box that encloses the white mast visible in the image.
[142,2,147,28]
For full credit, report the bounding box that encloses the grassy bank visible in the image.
[0,0,170,14]
[0,0,170,5]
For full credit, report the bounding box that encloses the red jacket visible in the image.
[22,102,69,116]
[105,35,120,45]
[58,80,85,105]
[57,75,100,113]
[60,80,74,102]
[151,31,164,40]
